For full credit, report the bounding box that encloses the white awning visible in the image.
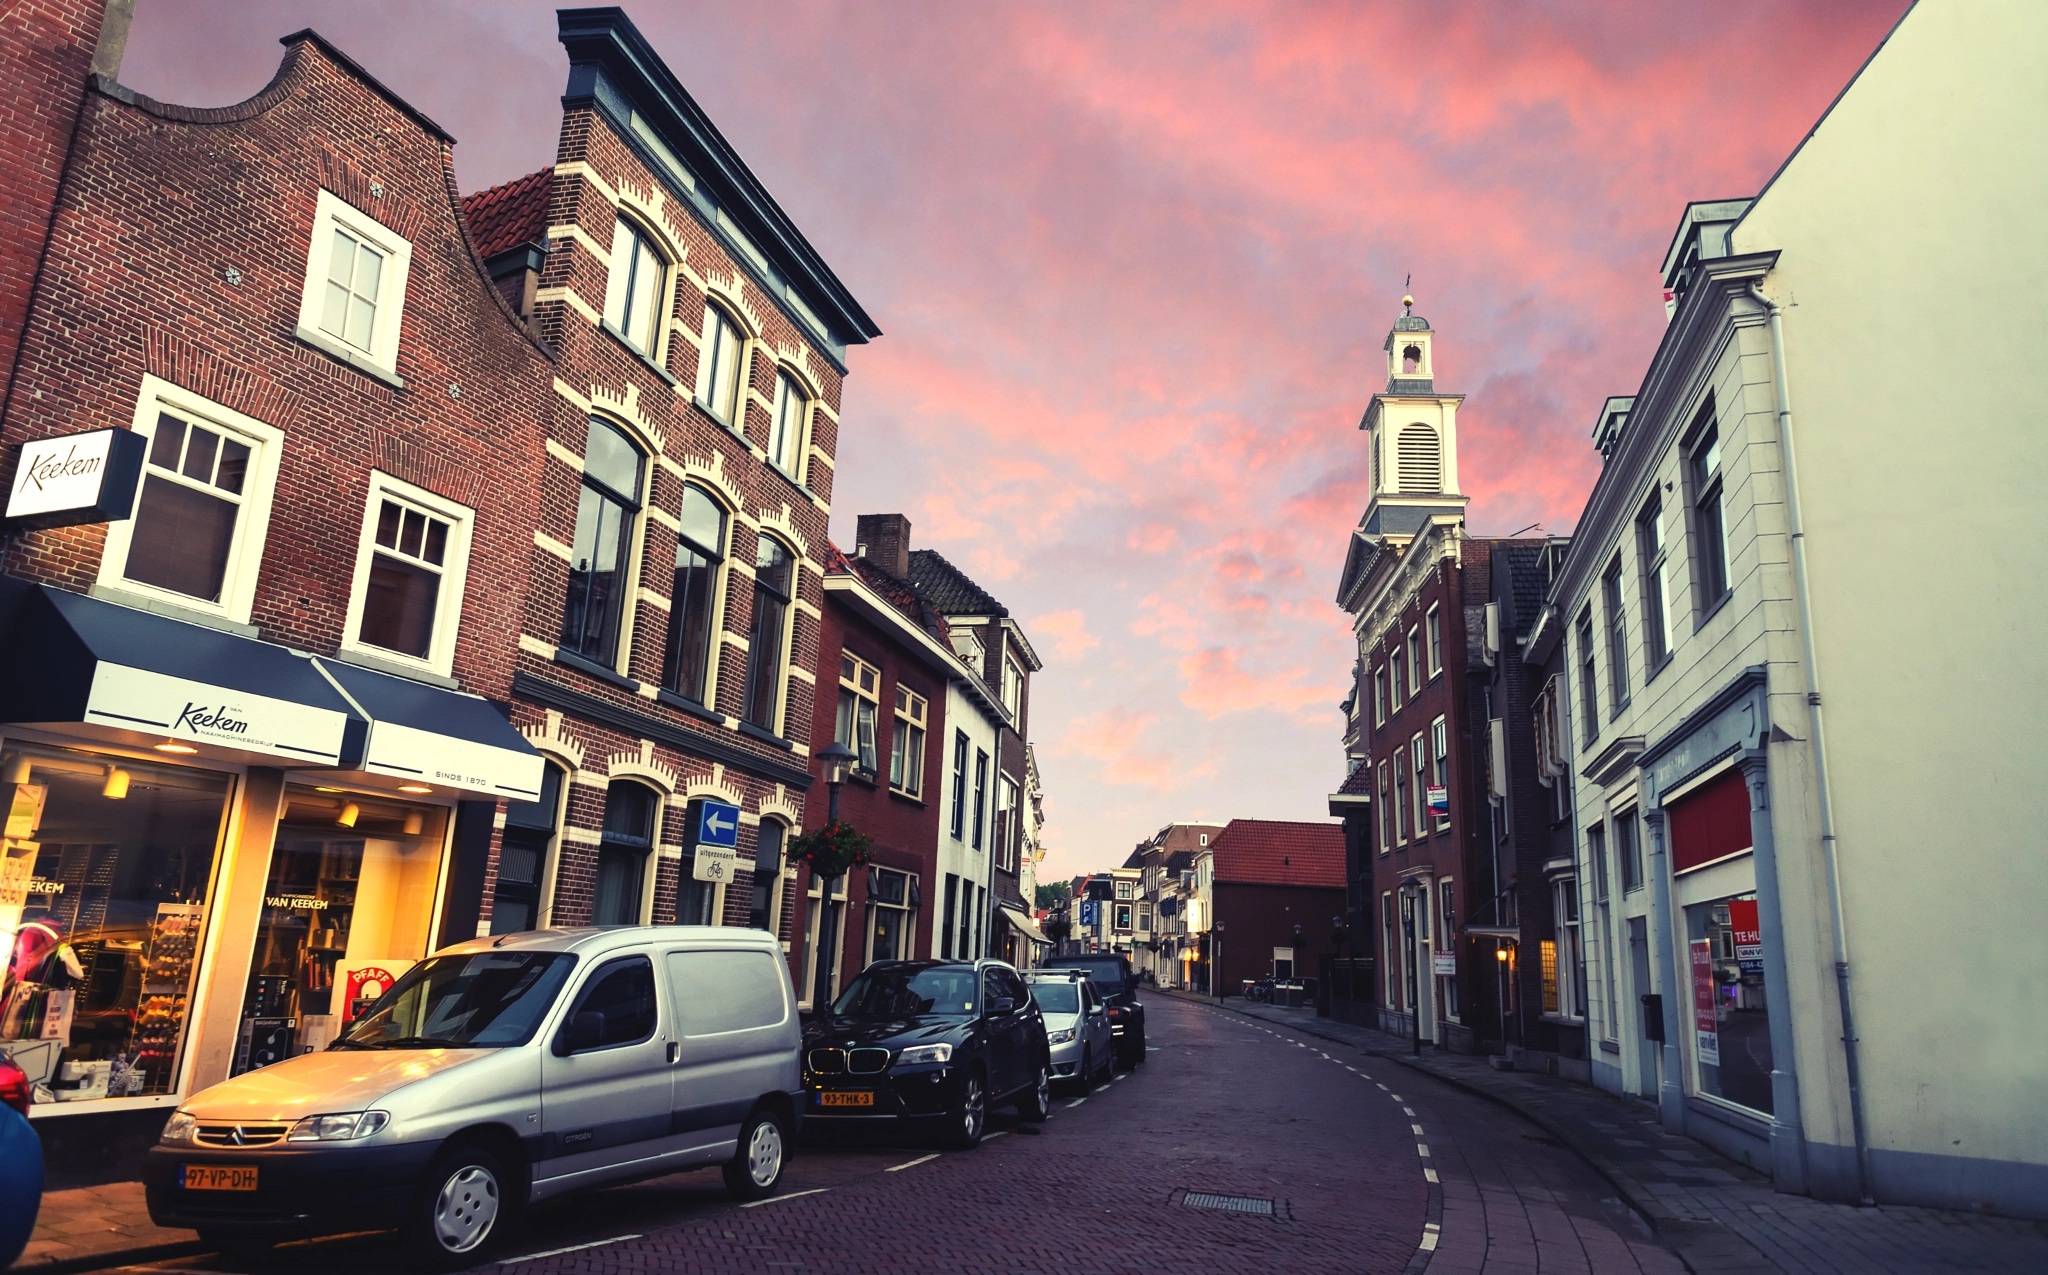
[999,905,1048,945]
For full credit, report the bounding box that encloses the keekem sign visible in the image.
[5,427,146,530]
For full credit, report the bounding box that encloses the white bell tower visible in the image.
[1358,296,1467,536]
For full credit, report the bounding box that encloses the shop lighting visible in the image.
[315,786,345,793]
[403,812,424,836]
[101,767,130,800]
[4,756,30,785]
[154,741,199,754]
[1495,948,1509,962]
[397,784,432,795]
[336,802,360,828]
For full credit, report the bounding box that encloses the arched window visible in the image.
[594,780,658,926]
[1397,423,1441,493]
[769,371,807,477]
[603,216,667,354]
[662,484,726,704]
[695,303,746,426]
[1401,344,1423,374]
[560,419,644,665]
[750,819,786,932]
[742,535,794,732]
[491,760,565,933]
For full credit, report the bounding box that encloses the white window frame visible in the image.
[294,190,414,383]
[1426,603,1443,675]
[1430,714,1450,831]
[836,651,882,776]
[1407,626,1424,694]
[889,683,928,798]
[1372,665,1387,725]
[695,303,749,428]
[98,376,286,625]
[1378,759,1393,852]
[1392,746,1409,844]
[769,370,809,479]
[339,472,476,678]
[1389,647,1404,712]
[1411,731,1429,838]
[602,214,672,359]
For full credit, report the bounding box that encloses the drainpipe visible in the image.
[1748,282,1874,1206]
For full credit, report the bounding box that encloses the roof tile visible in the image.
[461,168,553,260]
[1209,819,1347,888]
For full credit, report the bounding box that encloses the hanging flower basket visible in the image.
[790,821,874,881]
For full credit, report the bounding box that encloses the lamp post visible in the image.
[1399,880,1425,1057]
[1213,921,1226,1004]
[812,740,858,1015]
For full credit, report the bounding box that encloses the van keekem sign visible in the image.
[85,663,353,765]
[6,427,146,530]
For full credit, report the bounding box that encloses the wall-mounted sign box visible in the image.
[5,428,146,530]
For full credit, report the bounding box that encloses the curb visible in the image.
[9,1241,207,1275]
[1164,991,1679,1252]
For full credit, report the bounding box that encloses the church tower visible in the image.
[1357,296,1468,537]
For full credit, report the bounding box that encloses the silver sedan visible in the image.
[1025,972,1113,1093]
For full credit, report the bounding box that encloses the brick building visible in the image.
[0,14,553,1183]
[457,9,881,968]
[1202,819,1346,998]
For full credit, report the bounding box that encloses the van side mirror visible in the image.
[559,1010,606,1054]
[990,997,1016,1016]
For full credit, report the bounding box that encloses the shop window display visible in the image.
[240,789,447,1070]
[0,744,231,1106]
[1687,892,1771,1114]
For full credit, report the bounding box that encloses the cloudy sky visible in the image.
[126,0,1907,884]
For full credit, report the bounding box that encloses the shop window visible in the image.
[889,685,927,798]
[491,761,564,934]
[0,744,232,1106]
[1688,892,1771,1115]
[602,216,668,357]
[560,420,645,668]
[1553,877,1584,1020]
[749,820,786,933]
[694,303,747,427]
[295,190,413,379]
[98,379,284,623]
[243,787,450,1070]
[866,867,915,963]
[769,371,808,477]
[676,798,718,927]
[594,782,657,926]
[835,652,881,776]
[343,474,473,675]
[802,870,848,1011]
[742,536,794,733]
[662,484,726,705]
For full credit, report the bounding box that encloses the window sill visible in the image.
[1540,1012,1586,1027]
[294,325,404,389]
[1643,651,1674,685]
[599,320,679,387]
[737,720,794,751]
[763,458,814,504]
[654,687,724,725]
[1599,1039,1622,1055]
[88,584,259,638]
[694,396,751,444]
[554,648,641,692]
[888,788,927,808]
[330,645,462,690]
[1694,589,1734,632]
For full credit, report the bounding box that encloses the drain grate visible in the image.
[1182,1192,1275,1215]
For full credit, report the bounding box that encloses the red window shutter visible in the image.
[1667,768,1752,874]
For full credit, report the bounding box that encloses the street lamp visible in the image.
[812,740,859,1014]
[1213,921,1227,1004]
[1399,880,1426,1057]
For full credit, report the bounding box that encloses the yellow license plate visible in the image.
[819,1091,874,1108]
[181,1165,258,1191]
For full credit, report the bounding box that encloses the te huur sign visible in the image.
[6,428,146,531]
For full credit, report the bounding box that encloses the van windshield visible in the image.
[832,966,978,1018]
[337,952,576,1049]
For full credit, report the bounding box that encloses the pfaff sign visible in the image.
[5,427,146,530]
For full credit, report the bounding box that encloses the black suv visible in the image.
[1038,954,1146,1067]
[801,959,1051,1149]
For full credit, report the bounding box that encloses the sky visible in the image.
[122,0,1908,886]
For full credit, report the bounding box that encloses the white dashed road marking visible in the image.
[501,1236,642,1264]
[1424,1168,1439,1183]
[1417,1144,1432,1158]
[740,1189,827,1209]
[1411,1124,1426,1136]
[885,1154,939,1172]
[1419,1222,1441,1252]
[1066,1097,1087,1108]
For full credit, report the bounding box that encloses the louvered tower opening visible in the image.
[1397,423,1441,492]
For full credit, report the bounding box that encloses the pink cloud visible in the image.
[1032,609,1100,662]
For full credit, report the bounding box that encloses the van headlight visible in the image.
[1046,1028,1077,1045]
[286,1111,391,1141]
[160,1111,197,1145]
[893,1043,952,1067]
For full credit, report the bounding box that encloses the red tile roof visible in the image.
[824,540,951,644]
[1336,760,1372,796]
[1209,819,1346,889]
[460,168,552,260]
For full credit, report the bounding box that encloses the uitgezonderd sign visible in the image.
[5,427,146,530]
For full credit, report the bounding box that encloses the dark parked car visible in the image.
[802,960,1051,1148]
[1038,954,1146,1067]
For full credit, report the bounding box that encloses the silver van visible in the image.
[143,926,802,1266]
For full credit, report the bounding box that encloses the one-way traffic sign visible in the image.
[697,799,741,848]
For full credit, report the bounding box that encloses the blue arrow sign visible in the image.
[696,799,741,849]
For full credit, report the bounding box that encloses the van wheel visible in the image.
[942,1069,986,1150]
[723,1109,787,1201]
[405,1145,510,1268]
[1017,1063,1052,1123]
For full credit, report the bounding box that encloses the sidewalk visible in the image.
[1162,989,2048,1274]
[9,1180,201,1274]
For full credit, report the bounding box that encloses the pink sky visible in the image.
[122,0,1907,886]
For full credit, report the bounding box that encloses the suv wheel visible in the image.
[1017,1063,1052,1123]
[722,1108,787,1201]
[406,1144,511,1268]
[943,1069,986,1150]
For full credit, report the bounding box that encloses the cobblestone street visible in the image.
[86,996,1672,1275]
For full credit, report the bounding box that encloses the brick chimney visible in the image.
[854,513,912,578]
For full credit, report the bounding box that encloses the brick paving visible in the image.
[66,993,1668,1274]
[1172,991,2048,1274]
[11,1181,199,1273]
